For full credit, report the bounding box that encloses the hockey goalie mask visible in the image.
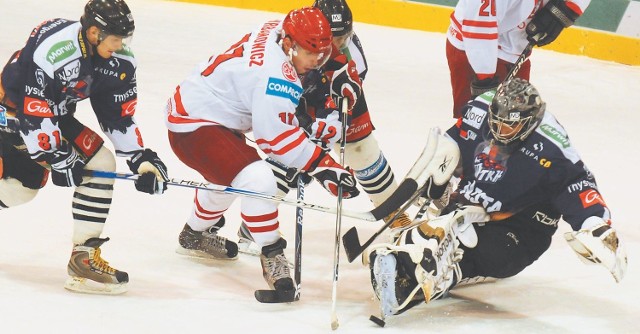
[489,78,546,145]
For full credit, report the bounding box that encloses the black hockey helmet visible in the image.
[489,78,546,145]
[313,0,353,37]
[81,0,135,37]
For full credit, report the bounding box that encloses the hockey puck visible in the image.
[369,315,386,327]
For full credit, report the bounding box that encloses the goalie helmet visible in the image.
[313,0,353,37]
[489,78,546,145]
[81,0,135,37]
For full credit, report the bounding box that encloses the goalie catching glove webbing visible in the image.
[564,216,627,283]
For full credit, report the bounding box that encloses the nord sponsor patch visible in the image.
[462,107,486,129]
[265,77,302,104]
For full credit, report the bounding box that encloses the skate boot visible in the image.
[65,237,128,295]
[177,217,238,260]
[260,238,295,300]
[237,222,261,256]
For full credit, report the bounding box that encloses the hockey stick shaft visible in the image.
[294,176,304,301]
[497,42,533,91]
[85,170,385,222]
[331,97,349,330]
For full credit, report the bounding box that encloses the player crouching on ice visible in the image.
[164,7,359,302]
[365,79,627,318]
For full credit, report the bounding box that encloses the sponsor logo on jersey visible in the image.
[47,40,76,65]
[25,85,45,98]
[461,129,477,141]
[533,211,559,227]
[23,97,53,117]
[121,98,137,117]
[540,124,570,148]
[579,189,606,209]
[115,87,137,103]
[567,180,598,193]
[282,62,297,82]
[96,66,119,78]
[35,69,47,90]
[331,14,343,23]
[0,105,7,126]
[474,152,506,183]
[460,180,503,212]
[57,60,80,83]
[74,128,102,157]
[265,77,302,104]
[109,58,121,68]
[462,107,486,129]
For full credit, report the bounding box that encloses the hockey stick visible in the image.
[497,42,533,91]
[85,170,411,223]
[330,97,349,330]
[293,175,304,301]
[342,128,447,263]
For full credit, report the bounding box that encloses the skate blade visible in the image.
[175,246,238,261]
[64,276,127,295]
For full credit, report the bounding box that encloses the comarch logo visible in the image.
[47,40,76,64]
[265,77,302,104]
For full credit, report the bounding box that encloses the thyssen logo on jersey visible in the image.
[265,77,302,104]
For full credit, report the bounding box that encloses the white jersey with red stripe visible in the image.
[165,20,323,171]
[446,0,590,77]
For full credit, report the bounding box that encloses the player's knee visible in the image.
[343,135,381,170]
[233,160,278,195]
[83,146,116,185]
[0,178,39,208]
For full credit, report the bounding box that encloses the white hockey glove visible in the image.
[127,149,169,195]
[449,205,489,248]
[564,216,627,283]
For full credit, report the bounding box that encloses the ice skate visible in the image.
[64,237,128,295]
[237,222,261,256]
[257,238,295,302]
[177,217,238,260]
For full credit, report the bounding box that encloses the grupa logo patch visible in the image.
[265,77,302,104]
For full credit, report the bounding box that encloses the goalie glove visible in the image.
[127,149,169,195]
[325,54,362,111]
[564,217,627,283]
[308,152,359,199]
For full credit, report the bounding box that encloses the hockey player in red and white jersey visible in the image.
[0,0,169,295]
[237,0,413,250]
[446,0,591,118]
[165,7,359,300]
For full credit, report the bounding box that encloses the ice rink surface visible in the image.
[1,0,639,332]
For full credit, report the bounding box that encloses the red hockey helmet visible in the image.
[282,7,332,60]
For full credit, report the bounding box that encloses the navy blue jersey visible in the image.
[1,19,144,164]
[446,92,611,231]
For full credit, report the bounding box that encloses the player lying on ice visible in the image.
[365,78,627,318]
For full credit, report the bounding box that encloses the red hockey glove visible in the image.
[308,152,359,199]
[325,54,362,111]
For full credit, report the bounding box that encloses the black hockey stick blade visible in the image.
[254,289,296,303]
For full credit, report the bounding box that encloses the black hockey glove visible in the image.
[266,158,313,190]
[50,142,86,187]
[325,54,362,112]
[308,152,359,199]
[127,149,169,195]
[470,76,500,97]
[526,0,579,47]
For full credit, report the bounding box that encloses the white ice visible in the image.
[1,0,639,333]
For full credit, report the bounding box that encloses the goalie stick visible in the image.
[342,128,457,263]
[85,170,418,223]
